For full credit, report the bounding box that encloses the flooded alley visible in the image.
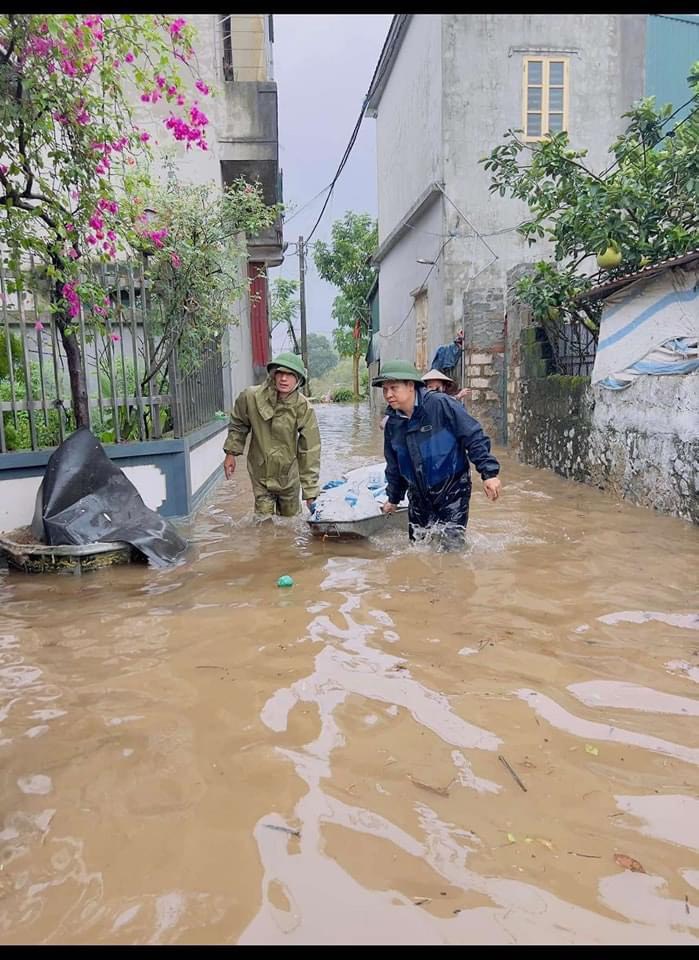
[1,402,697,945]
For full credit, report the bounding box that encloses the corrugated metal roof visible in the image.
[579,249,699,302]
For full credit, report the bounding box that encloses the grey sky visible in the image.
[269,14,393,352]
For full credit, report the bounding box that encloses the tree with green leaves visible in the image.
[270,276,300,353]
[307,332,338,380]
[482,63,699,338]
[313,211,377,398]
[145,173,276,383]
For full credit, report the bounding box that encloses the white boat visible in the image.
[306,462,408,540]
[307,507,408,540]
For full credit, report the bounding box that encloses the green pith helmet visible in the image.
[371,359,424,387]
[267,351,306,385]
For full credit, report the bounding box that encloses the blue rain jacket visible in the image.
[384,386,499,505]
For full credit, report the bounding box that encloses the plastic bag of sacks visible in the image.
[343,462,408,508]
[312,481,383,522]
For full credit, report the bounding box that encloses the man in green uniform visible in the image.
[222,353,321,517]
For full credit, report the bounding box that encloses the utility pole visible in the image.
[298,235,309,396]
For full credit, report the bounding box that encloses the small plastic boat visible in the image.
[307,506,408,540]
[306,462,408,540]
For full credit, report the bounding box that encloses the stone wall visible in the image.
[507,315,699,523]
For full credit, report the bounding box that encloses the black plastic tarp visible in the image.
[32,427,188,567]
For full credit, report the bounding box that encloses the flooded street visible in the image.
[1,402,697,944]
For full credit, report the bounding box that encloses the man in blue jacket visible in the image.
[373,360,501,549]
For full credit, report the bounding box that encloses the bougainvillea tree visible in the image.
[0,13,269,427]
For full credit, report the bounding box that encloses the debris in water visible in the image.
[277,575,294,588]
[498,754,527,792]
[585,743,599,756]
[614,853,645,873]
[407,774,454,798]
[263,823,301,838]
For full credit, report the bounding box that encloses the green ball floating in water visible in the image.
[277,575,294,588]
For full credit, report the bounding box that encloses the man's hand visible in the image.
[305,498,317,512]
[483,477,501,502]
[382,501,398,514]
[223,453,236,480]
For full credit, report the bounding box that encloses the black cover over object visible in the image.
[35,427,188,567]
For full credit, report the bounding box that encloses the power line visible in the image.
[302,102,368,249]
[650,13,699,28]
[282,182,334,226]
[300,17,402,250]
[378,235,453,340]
[438,184,500,262]
[596,96,697,180]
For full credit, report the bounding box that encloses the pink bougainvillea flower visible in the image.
[195,78,209,95]
[110,333,121,343]
[170,252,181,268]
[34,320,45,332]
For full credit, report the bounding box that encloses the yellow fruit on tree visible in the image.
[596,245,622,269]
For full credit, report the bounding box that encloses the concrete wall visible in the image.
[372,198,445,368]
[0,421,228,533]
[588,373,698,520]
[507,308,699,523]
[374,15,443,241]
[440,14,647,439]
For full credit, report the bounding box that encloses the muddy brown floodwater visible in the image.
[1,402,698,945]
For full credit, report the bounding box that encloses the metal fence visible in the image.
[546,321,597,377]
[0,254,224,453]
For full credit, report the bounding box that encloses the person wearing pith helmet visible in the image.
[373,359,501,550]
[422,368,454,393]
[222,352,321,518]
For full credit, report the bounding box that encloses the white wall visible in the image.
[0,463,166,534]
[133,15,226,188]
[374,198,446,368]
[375,14,444,242]
[589,371,699,520]
[188,426,228,496]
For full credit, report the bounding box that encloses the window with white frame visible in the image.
[523,57,568,140]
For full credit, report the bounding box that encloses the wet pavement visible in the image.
[0,402,697,944]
